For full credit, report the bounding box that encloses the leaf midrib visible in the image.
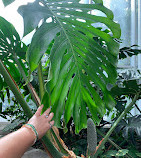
[40,0,83,93]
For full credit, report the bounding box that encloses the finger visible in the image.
[43,108,51,117]
[46,112,54,121]
[35,105,44,116]
[49,120,54,128]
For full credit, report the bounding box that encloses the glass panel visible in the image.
[103,0,131,67]
[104,0,131,48]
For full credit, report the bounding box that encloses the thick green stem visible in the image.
[94,93,140,157]
[97,129,121,150]
[0,60,33,118]
[37,61,45,100]
[41,135,63,158]
[13,54,27,81]
[13,54,40,106]
[51,129,68,154]
[37,62,51,139]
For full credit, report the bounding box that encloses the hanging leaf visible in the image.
[18,0,121,133]
[119,45,141,59]
[115,115,141,139]
[0,17,28,83]
[0,16,27,60]
[116,149,129,157]
[111,79,141,99]
[103,150,118,157]
[104,149,129,157]
[136,153,141,157]
[123,115,141,138]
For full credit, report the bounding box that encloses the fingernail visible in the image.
[51,112,54,116]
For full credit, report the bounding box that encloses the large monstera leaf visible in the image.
[18,0,121,133]
[0,17,28,82]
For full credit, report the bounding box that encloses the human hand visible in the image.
[27,105,54,139]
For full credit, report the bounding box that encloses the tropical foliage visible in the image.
[119,45,141,59]
[0,0,121,133]
[1,0,141,157]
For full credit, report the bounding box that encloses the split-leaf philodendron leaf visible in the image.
[0,17,28,82]
[18,0,121,133]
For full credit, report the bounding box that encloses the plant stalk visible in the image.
[37,62,52,139]
[97,129,133,158]
[94,93,140,157]
[13,54,41,106]
[0,60,33,118]
[41,135,63,158]
[37,61,45,100]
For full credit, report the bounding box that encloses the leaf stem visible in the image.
[0,60,33,118]
[42,135,64,158]
[94,93,140,157]
[37,61,45,100]
[96,129,134,158]
[13,54,41,106]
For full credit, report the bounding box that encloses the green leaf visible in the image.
[18,1,53,36]
[111,79,141,99]
[0,16,28,83]
[119,45,141,59]
[136,153,141,157]
[20,0,121,132]
[104,149,129,157]
[104,150,118,157]
[4,60,21,81]
[122,115,141,138]
[115,114,141,141]
[116,149,129,156]
[41,91,51,113]
[2,0,15,7]
[26,22,61,71]
[93,0,103,4]
[0,16,26,60]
